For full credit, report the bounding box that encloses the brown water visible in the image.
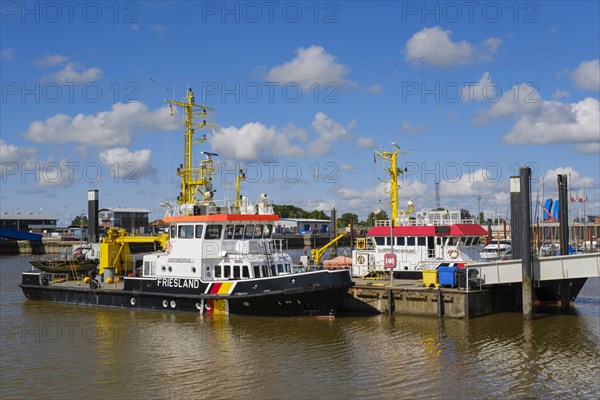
[1,255,599,399]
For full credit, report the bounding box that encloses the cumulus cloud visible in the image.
[538,167,595,199]
[478,83,542,120]
[405,27,501,67]
[501,97,599,146]
[211,122,305,161]
[45,62,102,83]
[357,136,375,149]
[462,71,498,102]
[571,59,600,91]
[265,45,351,89]
[308,112,355,156]
[400,122,427,134]
[0,139,37,175]
[22,102,179,148]
[99,148,157,181]
[35,53,69,68]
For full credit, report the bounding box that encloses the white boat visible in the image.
[479,240,512,261]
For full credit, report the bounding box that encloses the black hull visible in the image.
[20,271,353,317]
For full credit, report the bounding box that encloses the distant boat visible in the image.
[28,258,97,274]
[479,240,512,261]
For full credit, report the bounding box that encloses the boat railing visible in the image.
[375,216,480,227]
[39,272,71,285]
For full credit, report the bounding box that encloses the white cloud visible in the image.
[35,54,69,68]
[1,48,15,61]
[46,62,102,83]
[501,97,600,146]
[99,148,157,181]
[405,27,501,67]
[400,122,427,134]
[357,136,375,149]
[553,89,569,100]
[265,45,351,89]
[573,142,600,154]
[0,139,37,175]
[539,167,595,194]
[571,59,600,91]
[440,168,505,197]
[462,71,497,102]
[22,102,179,147]
[308,112,355,156]
[339,164,354,171]
[480,83,542,119]
[211,122,305,161]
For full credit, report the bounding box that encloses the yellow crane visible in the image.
[99,228,168,276]
[374,144,411,222]
[311,231,349,264]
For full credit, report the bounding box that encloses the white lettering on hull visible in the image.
[156,277,201,289]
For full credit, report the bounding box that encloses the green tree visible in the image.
[70,215,88,228]
[339,212,359,228]
[308,210,329,220]
[366,210,389,226]
[273,204,309,218]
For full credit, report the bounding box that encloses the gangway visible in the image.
[467,253,600,286]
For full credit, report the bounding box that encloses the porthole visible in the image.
[130,298,136,306]
[168,266,172,272]
[243,301,250,307]
[195,302,202,310]
[205,303,212,311]
[162,300,168,308]
[161,266,166,272]
[170,300,176,308]
[290,278,296,284]
[191,267,197,273]
[252,284,258,289]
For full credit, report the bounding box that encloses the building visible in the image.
[0,212,58,233]
[99,207,150,234]
[274,218,331,234]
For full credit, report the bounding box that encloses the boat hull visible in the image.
[20,271,353,316]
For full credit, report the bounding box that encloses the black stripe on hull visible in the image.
[20,285,349,316]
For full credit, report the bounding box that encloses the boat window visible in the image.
[407,237,415,246]
[374,237,385,246]
[457,237,466,246]
[271,265,277,276]
[285,264,291,273]
[195,224,204,238]
[384,237,391,246]
[396,237,405,246]
[417,237,426,246]
[253,265,261,278]
[205,225,223,240]
[262,265,269,277]
[277,264,284,274]
[447,237,457,246]
[214,265,222,278]
[225,225,234,239]
[242,265,250,279]
[170,225,177,239]
[464,237,473,246]
[244,225,254,239]
[233,265,241,279]
[263,224,273,238]
[233,225,244,239]
[223,265,231,279]
[472,237,480,246]
[254,224,264,238]
[178,225,194,239]
[436,237,442,245]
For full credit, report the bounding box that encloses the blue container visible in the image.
[438,266,457,287]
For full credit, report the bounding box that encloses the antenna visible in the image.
[435,180,441,209]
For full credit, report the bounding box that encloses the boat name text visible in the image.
[156,277,201,289]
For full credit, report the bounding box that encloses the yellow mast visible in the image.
[374,144,410,222]
[234,169,246,208]
[165,88,217,204]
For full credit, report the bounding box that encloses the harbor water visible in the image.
[1,255,599,399]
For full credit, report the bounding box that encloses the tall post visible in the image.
[88,190,99,243]
[519,167,534,320]
[330,207,337,258]
[510,176,521,259]
[557,174,569,255]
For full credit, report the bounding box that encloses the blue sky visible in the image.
[1,1,599,224]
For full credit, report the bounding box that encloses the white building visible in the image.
[274,218,331,234]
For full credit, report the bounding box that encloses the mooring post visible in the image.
[387,289,395,314]
[437,289,444,318]
[519,167,534,320]
[557,174,570,312]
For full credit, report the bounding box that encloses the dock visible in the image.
[342,252,600,318]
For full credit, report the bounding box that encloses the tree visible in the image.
[366,210,389,226]
[70,215,88,228]
[308,210,329,220]
[339,212,359,228]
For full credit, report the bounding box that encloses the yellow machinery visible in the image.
[374,144,412,221]
[311,231,349,265]
[99,228,168,275]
